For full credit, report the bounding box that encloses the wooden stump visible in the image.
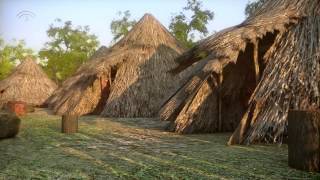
[288,110,320,172]
[61,115,79,134]
[0,112,21,139]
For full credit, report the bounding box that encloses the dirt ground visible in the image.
[0,108,318,179]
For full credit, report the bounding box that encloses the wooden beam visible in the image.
[253,41,260,85]
[218,73,223,132]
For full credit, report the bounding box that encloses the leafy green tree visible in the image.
[0,38,34,80]
[110,11,137,43]
[39,19,99,83]
[169,0,214,48]
[245,0,267,17]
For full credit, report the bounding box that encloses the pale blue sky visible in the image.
[0,0,248,52]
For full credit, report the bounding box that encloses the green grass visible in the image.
[0,109,319,179]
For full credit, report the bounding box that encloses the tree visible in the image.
[169,0,214,48]
[0,39,34,80]
[110,11,137,43]
[39,19,99,83]
[245,0,268,17]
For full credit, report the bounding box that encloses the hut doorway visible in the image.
[217,31,279,131]
[91,67,118,114]
[91,74,111,114]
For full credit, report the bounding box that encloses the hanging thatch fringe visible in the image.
[229,1,320,144]
[160,0,318,140]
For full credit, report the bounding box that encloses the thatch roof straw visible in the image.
[160,0,319,143]
[229,0,320,145]
[89,46,109,60]
[0,57,57,108]
[100,14,191,118]
[45,46,112,116]
[48,14,190,117]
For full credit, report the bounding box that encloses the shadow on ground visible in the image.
[0,108,319,179]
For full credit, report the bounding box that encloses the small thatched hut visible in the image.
[160,0,319,144]
[45,45,111,116]
[48,14,189,117]
[0,57,57,109]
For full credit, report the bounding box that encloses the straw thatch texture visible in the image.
[160,0,306,135]
[45,46,111,116]
[229,0,320,144]
[48,14,189,117]
[101,14,190,118]
[0,58,57,109]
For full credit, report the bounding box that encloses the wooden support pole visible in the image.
[218,73,223,132]
[61,114,79,134]
[288,110,320,172]
[253,41,260,85]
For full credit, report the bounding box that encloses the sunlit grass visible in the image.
[0,109,319,179]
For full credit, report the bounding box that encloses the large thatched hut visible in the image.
[0,58,57,108]
[48,14,189,117]
[101,14,190,118]
[160,0,319,144]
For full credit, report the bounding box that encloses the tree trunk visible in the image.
[288,110,320,172]
[61,115,79,134]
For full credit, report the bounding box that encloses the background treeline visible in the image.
[0,0,262,83]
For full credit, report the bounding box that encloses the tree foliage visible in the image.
[39,19,99,83]
[0,38,34,80]
[110,11,137,43]
[169,0,214,48]
[245,0,267,17]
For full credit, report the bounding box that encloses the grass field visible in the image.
[0,109,319,179]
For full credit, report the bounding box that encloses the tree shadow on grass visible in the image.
[1,110,318,179]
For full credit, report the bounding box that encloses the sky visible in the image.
[0,0,248,52]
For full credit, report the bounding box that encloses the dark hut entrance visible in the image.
[91,67,118,114]
[91,74,111,114]
[164,31,281,134]
[213,31,279,132]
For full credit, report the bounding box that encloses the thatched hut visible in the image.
[45,45,111,116]
[0,57,57,109]
[48,14,189,117]
[160,0,319,144]
[101,13,190,118]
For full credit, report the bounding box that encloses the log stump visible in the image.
[0,112,21,139]
[61,114,79,134]
[288,110,320,172]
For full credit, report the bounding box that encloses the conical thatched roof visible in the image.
[160,0,319,144]
[101,13,190,118]
[0,57,57,108]
[48,14,190,117]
